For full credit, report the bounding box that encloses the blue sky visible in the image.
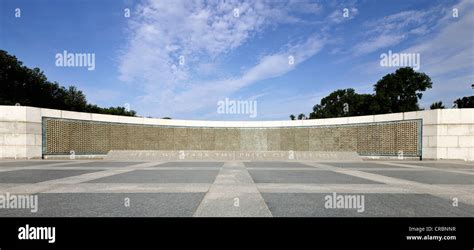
[1,0,473,120]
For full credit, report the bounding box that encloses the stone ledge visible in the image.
[104,150,362,162]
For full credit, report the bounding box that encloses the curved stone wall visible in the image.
[2,106,473,160]
[43,117,422,157]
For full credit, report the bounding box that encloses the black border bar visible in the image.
[0,217,472,249]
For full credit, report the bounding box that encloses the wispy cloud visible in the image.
[405,0,474,107]
[116,0,472,119]
[136,34,326,118]
[351,8,442,56]
[350,0,473,108]
[352,34,406,56]
[118,0,326,118]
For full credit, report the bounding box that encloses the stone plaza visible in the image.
[0,159,472,217]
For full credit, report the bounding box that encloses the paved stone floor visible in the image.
[0,160,472,217]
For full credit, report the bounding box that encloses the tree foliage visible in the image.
[304,67,434,119]
[430,101,445,110]
[309,88,375,119]
[0,50,136,116]
[372,67,432,113]
[453,96,474,108]
[297,113,306,120]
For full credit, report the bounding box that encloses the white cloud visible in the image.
[137,35,326,118]
[118,0,325,118]
[352,34,406,55]
[351,7,442,56]
[116,0,472,119]
[402,6,474,77]
[403,0,474,106]
[350,0,474,107]
[365,10,434,34]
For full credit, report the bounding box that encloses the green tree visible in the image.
[0,51,66,108]
[64,86,87,111]
[289,114,296,120]
[373,67,432,113]
[309,88,375,119]
[0,50,136,116]
[453,96,474,108]
[297,113,306,120]
[301,68,433,119]
[430,101,445,110]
